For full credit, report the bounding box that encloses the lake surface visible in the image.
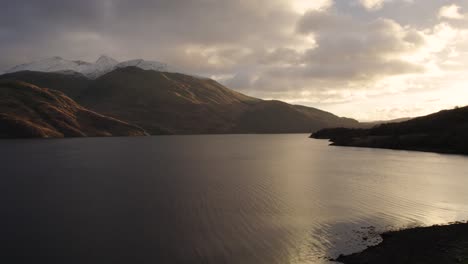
[1,134,468,263]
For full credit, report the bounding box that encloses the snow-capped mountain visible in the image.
[80,55,119,79]
[5,56,90,74]
[3,55,186,79]
[116,59,169,72]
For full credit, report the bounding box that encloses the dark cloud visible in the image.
[0,0,296,71]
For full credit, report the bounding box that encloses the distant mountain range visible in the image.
[311,106,468,155]
[2,55,188,79]
[0,56,361,137]
[359,117,413,129]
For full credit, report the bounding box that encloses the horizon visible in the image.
[1,0,467,121]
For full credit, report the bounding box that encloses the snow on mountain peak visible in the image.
[81,55,119,79]
[96,55,118,65]
[116,59,169,72]
[3,56,193,79]
[5,57,73,74]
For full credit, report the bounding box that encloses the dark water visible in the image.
[1,134,468,263]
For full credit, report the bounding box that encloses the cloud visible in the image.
[290,0,333,14]
[285,12,426,81]
[439,4,465,20]
[358,0,386,11]
[227,7,468,119]
[1,0,468,120]
[0,0,297,70]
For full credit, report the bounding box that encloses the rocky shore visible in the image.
[336,222,468,264]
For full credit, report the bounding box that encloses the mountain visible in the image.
[115,59,178,73]
[3,55,188,79]
[77,67,356,134]
[78,67,259,134]
[4,56,92,76]
[311,106,468,155]
[0,80,147,138]
[0,70,91,98]
[80,55,119,79]
[232,101,357,133]
[1,64,359,135]
[360,117,413,128]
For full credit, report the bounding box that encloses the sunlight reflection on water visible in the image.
[1,134,468,263]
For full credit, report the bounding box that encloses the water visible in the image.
[1,134,468,263]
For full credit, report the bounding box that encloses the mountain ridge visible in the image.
[2,55,192,80]
[1,66,360,136]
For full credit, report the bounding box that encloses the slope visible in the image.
[311,106,468,154]
[1,67,359,135]
[0,81,147,138]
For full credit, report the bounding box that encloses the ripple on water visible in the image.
[1,135,468,263]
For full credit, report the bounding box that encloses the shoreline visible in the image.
[335,221,468,264]
[328,140,468,156]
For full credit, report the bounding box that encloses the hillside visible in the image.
[1,67,359,135]
[311,106,468,155]
[0,81,147,138]
[0,70,91,98]
[79,67,261,134]
[359,117,413,129]
[232,100,357,133]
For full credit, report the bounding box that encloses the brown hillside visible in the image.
[0,81,147,138]
[1,68,360,135]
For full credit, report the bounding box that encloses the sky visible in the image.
[1,0,467,121]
